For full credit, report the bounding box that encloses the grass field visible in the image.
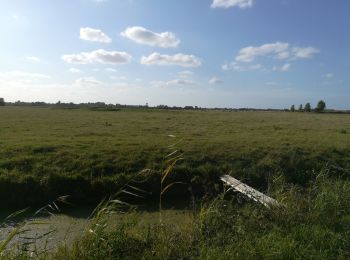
[1,106,350,259]
[1,106,350,206]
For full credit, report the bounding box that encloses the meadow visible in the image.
[1,106,350,258]
[0,106,350,207]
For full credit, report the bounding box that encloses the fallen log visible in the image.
[220,175,281,208]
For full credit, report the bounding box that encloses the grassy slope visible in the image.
[1,107,350,206]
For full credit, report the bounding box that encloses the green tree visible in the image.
[290,105,295,112]
[298,104,303,111]
[0,98,4,106]
[304,102,311,112]
[315,100,326,112]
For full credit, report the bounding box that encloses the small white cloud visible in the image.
[292,47,319,59]
[121,26,180,48]
[280,63,291,72]
[75,77,103,86]
[208,77,223,84]
[26,56,40,62]
[322,73,334,79]
[235,42,319,63]
[178,71,193,78]
[62,49,132,65]
[211,0,254,9]
[236,42,290,63]
[273,63,291,72]
[106,68,117,72]
[80,27,112,43]
[151,78,196,87]
[222,62,262,71]
[141,52,201,67]
[69,68,82,73]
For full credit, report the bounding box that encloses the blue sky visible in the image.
[0,0,349,108]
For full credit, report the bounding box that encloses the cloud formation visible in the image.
[141,53,201,67]
[80,27,112,43]
[211,0,253,9]
[322,73,334,79]
[178,71,193,78]
[273,63,291,72]
[235,42,319,63]
[222,62,262,71]
[75,77,103,86]
[224,42,319,72]
[151,79,196,87]
[208,77,223,84]
[121,26,180,48]
[62,49,132,65]
[292,47,320,59]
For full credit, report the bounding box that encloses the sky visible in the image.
[0,0,349,109]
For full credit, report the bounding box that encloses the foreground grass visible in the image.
[2,170,349,259]
[1,106,350,207]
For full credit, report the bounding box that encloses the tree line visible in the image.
[290,100,326,113]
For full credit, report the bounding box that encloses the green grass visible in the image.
[2,169,349,259]
[1,106,350,206]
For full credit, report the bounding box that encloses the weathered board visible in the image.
[220,175,280,208]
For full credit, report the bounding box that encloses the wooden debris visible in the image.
[220,175,280,208]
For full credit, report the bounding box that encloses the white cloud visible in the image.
[141,52,201,67]
[236,42,290,63]
[222,62,262,71]
[280,63,291,72]
[26,56,40,62]
[208,77,223,84]
[226,42,319,73]
[62,49,132,65]
[121,26,180,48]
[322,73,334,79]
[235,42,319,63]
[211,0,253,9]
[273,63,291,72]
[75,77,103,86]
[151,79,196,87]
[292,47,320,59]
[178,71,193,78]
[106,68,117,72]
[80,27,112,43]
[69,68,82,73]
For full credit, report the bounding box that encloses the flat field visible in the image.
[1,106,350,206]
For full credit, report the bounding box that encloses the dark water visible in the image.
[0,200,194,254]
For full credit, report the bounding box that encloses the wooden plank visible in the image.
[220,175,280,208]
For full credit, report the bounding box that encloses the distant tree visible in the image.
[315,100,326,112]
[298,104,303,111]
[0,98,4,106]
[290,104,295,112]
[304,102,311,112]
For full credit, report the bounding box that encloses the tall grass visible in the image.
[159,136,187,221]
[2,166,349,259]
